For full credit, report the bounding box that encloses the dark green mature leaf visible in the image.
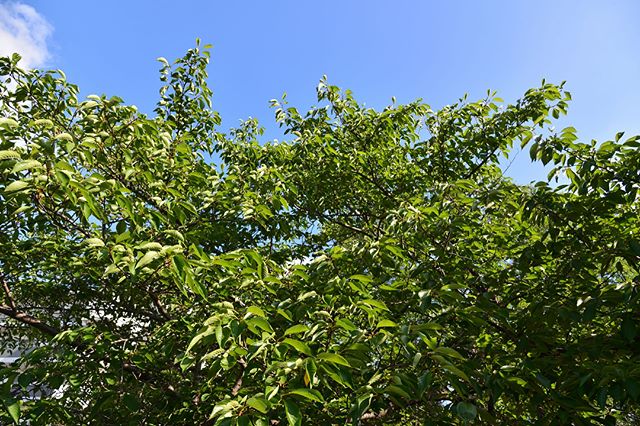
[288,388,324,403]
[316,352,350,367]
[622,317,637,342]
[247,396,269,414]
[456,402,477,421]
[284,399,302,426]
[283,338,312,356]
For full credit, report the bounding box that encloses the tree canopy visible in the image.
[1,43,640,425]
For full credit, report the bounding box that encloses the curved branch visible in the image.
[0,304,60,336]
[0,304,160,384]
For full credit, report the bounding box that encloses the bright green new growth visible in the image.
[1,44,639,425]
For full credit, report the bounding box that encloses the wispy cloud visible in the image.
[0,2,52,68]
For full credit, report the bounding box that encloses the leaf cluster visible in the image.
[1,46,639,425]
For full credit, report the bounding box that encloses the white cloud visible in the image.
[0,2,52,68]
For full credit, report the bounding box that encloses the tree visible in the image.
[1,43,639,425]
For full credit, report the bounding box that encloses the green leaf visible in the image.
[622,317,637,342]
[213,258,240,270]
[33,118,54,128]
[85,238,105,247]
[4,180,29,193]
[0,150,20,161]
[413,350,427,369]
[11,205,31,216]
[2,399,20,424]
[246,396,269,414]
[349,274,373,283]
[316,352,350,367]
[536,373,551,388]
[284,399,301,426]
[456,402,477,421]
[297,291,316,301]
[376,319,397,328]
[136,250,160,269]
[277,309,293,321]
[350,394,373,426]
[55,132,74,142]
[164,229,185,241]
[123,394,140,412]
[336,318,358,331]
[288,388,324,403]
[246,305,267,318]
[80,101,99,110]
[0,118,18,128]
[283,338,312,356]
[627,380,640,400]
[442,364,470,382]
[304,358,317,387]
[12,159,42,173]
[55,170,71,186]
[186,277,205,300]
[186,325,214,352]
[104,264,119,275]
[136,242,163,250]
[434,347,465,360]
[246,250,264,278]
[385,385,411,400]
[284,324,309,336]
[359,299,389,311]
[210,400,240,421]
[319,363,353,389]
[384,244,406,259]
[247,317,274,334]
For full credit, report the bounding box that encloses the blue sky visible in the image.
[2,0,639,182]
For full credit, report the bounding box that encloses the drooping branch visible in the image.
[0,304,60,336]
[0,304,160,385]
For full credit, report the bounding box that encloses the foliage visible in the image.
[1,43,640,425]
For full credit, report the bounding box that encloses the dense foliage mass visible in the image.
[1,44,640,425]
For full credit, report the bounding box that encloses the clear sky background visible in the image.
[1,0,639,182]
